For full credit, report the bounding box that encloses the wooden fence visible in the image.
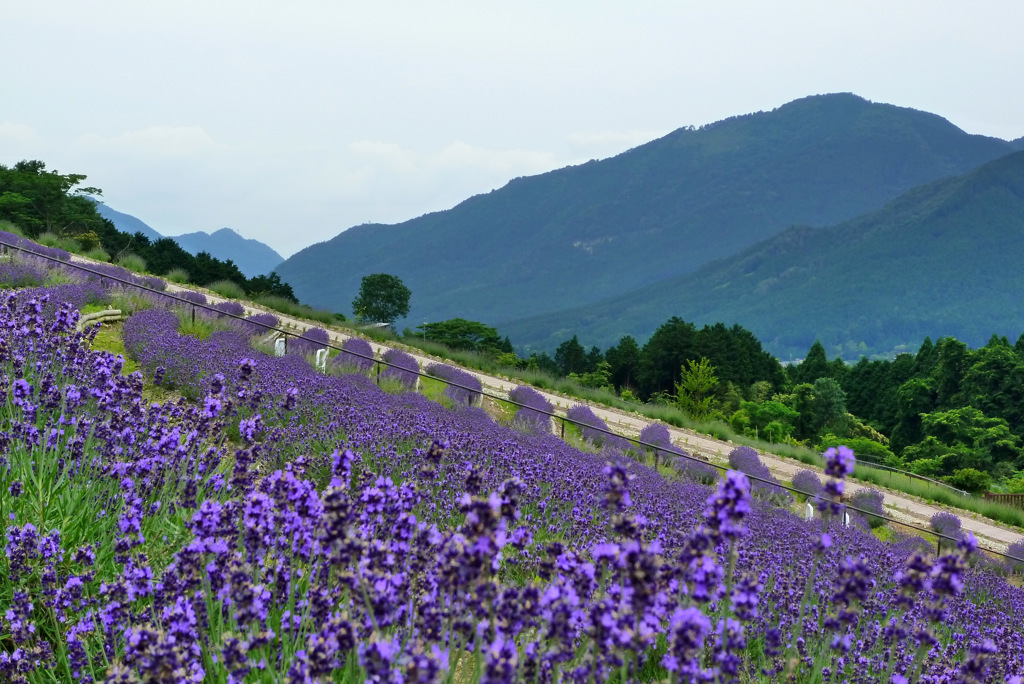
[983,492,1024,509]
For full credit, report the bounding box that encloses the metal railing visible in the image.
[854,457,970,497]
[2,238,1022,563]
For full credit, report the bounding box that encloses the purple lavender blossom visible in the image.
[331,336,375,373]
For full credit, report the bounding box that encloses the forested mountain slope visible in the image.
[504,151,1024,360]
[278,93,1017,325]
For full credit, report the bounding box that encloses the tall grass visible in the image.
[253,294,339,325]
[164,267,191,283]
[207,279,246,299]
[85,246,111,262]
[116,252,148,273]
[38,231,82,253]
[0,219,25,235]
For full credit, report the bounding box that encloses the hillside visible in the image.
[277,93,1018,325]
[90,199,163,241]
[171,227,284,278]
[503,150,1024,360]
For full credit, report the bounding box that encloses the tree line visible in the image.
[512,320,1024,495]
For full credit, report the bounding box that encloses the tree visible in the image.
[352,273,411,324]
[605,335,641,390]
[416,318,503,353]
[554,335,588,376]
[676,357,719,420]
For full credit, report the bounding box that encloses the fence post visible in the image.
[192,305,195,325]
[560,416,565,439]
[376,361,381,385]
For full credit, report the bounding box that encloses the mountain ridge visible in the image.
[170,227,284,278]
[502,150,1024,360]
[276,93,1019,326]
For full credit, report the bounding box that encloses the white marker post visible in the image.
[804,502,814,522]
[315,348,328,372]
[274,336,286,357]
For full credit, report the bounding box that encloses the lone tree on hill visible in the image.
[352,273,411,324]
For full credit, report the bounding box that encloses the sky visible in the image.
[2,1,1022,257]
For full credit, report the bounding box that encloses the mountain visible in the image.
[90,199,163,241]
[503,151,1024,361]
[1012,136,1024,150]
[170,228,284,278]
[277,93,1018,326]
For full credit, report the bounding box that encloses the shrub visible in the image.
[381,348,419,388]
[165,267,191,284]
[331,337,375,373]
[946,468,992,494]
[213,300,246,318]
[0,260,46,288]
[36,231,62,248]
[930,511,962,538]
[1008,539,1024,573]
[426,363,482,406]
[849,488,886,529]
[208,279,245,299]
[85,247,111,262]
[140,275,167,292]
[289,327,330,357]
[0,220,25,236]
[728,446,791,503]
[792,469,823,498]
[675,458,720,485]
[509,385,554,433]
[178,290,208,306]
[565,404,632,452]
[234,312,279,338]
[639,422,687,466]
[116,252,148,274]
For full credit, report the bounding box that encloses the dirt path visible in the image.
[79,261,1020,556]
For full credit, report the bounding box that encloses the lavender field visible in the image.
[2,259,1024,681]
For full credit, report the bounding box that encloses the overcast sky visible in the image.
[3,1,1022,257]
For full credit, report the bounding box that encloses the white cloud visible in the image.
[76,125,226,160]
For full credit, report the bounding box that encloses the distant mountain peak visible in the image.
[277,94,1019,332]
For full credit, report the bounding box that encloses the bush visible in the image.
[234,312,280,338]
[566,404,632,452]
[508,385,554,433]
[208,279,245,299]
[85,247,111,262]
[930,511,962,538]
[165,267,191,283]
[140,275,167,292]
[674,458,720,485]
[330,337,375,374]
[946,468,992,494]
[0,220,25,236]
[792,469,823,498]
[381,348,419,388]
[0,260,46,288]
[214,300,246,318]
[116,252,148,274]
[728,446,791,503]
[1008,539,1024,574]
[289,327,331,357]
[179,290,208,306]
[849,488,886,529]
[37,231,62,248]
[426,363,483,406]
